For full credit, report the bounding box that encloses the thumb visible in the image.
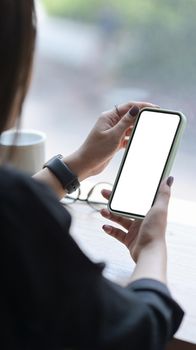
[113,105,139,137]
[154,176,174,210]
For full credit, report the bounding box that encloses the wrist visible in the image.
[130,240,167,284]
[63,151,89,182]
[43,154,80,194]
[133,238,166,263]
[140,239,167,257]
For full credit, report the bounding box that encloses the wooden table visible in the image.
[64,200,196,349]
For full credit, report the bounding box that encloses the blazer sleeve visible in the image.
[73,272,184,350]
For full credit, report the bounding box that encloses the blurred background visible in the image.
[23,0,196,224]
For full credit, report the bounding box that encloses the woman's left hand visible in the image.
[69,101,158,180]
[100,178,172,263]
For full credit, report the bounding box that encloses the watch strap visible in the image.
[43,155,80,194]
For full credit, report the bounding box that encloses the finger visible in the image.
[154,177,173,210]
[120,127,133,149]
[103,102,159,120]
[122,139,129,148]
[101,189,111,200]
[116,101,160,117]
[113,105,140,136]
[100,208,131,230]
[125,126,133,136]
[102,224,127,244]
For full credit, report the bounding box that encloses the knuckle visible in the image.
[161,187,170,197]
[99,112,106,120]
[160,182,170,196]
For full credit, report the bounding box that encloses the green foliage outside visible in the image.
[42,0,196,88]
[42,0,196,27]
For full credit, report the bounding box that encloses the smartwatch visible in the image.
[43,154,80,194]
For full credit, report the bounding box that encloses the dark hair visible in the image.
[0,0,36,133]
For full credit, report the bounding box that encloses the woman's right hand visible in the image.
[101,177,173,262]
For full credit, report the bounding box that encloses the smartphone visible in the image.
[108,108,187,219]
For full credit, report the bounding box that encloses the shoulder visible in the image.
[0,165,71,227]
[0,165,103,273]
[0,164,52,195]
[0,165,101,271]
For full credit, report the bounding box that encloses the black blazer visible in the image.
[0,166,184,349]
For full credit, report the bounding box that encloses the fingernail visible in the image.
[167,176,174,187]
[129,105,139,117]
[103,225,112,233]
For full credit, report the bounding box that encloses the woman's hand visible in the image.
[101,177,173,262]
[34,101,158,199]
[65,101,159,181]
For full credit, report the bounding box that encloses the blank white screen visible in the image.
[110,111,180,217]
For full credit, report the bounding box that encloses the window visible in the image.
[24,0,196,225]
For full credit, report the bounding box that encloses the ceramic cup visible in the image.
[0,129,46,175]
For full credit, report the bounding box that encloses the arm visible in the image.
[130,240,167,284]
[33,152,87,199]
[33,102,158,199]
[98,178,184,347]
[129,178,172,285]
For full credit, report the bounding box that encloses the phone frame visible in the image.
[108,107,187,220]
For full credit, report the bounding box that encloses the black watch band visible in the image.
[43,154,80,194]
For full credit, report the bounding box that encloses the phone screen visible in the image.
[109,109,181,218]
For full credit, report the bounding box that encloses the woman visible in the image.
[0,1,183,349]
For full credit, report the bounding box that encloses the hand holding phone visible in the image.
[108,108,187,219]
[102,178,172,262]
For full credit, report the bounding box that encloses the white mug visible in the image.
[0,129,46,175]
